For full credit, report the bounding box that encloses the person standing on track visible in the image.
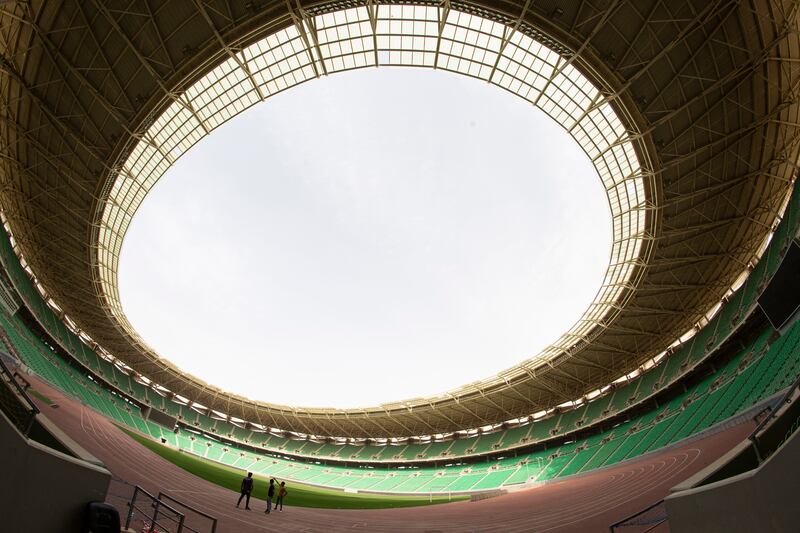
[236,472,254,510]
[275,481,288,512]
[264,478,276,514]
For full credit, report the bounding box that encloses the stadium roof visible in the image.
[0,0,798,438]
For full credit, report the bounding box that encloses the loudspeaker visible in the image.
[84,501,120,533]
[759,240,800,330]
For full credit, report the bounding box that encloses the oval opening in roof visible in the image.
[119,68,611,409]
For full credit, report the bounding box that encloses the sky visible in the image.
[118,68,611,409]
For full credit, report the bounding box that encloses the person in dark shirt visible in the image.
[236,472,254,510]
[264,478,276,514]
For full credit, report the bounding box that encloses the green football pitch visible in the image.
[122,428,468,509]
[28,388,54,405]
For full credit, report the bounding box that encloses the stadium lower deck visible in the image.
[28,373,754,532]
[4,281,799,495]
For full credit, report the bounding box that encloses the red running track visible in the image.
[30,378,752,533]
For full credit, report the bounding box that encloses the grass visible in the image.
[121,427,468,509]
[28,388,54,405]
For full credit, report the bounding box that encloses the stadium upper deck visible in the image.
[2,176,798,459]
[0,0,799,437]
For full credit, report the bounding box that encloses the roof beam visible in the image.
[433,0,451,69]
[90,0,211,135]
[73,0,136,112]
[0,56,109,167]
[533,0,623,107]
[9,5,133,131]
[192,0,266,101]
[284,0,326,78]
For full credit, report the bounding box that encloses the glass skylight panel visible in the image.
[504,37,540,74]
[315,7,375,72]
[626,178,643,205]
[245,27,316,95]
[436,12,501,76]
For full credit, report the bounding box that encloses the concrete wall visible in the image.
[0,409,112,532]
[665,428,800,533]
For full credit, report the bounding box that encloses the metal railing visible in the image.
[124,486,185,533]
[0,352,38,436]
[749,372,800,463]
[609,499,668,533]
[158,492,218,533]
[118,483,219,533]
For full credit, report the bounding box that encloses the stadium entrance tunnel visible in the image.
[96,3,655,421]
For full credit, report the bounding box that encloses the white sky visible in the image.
[119,68,611,409]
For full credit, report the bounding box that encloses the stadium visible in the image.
[1,0,799,531]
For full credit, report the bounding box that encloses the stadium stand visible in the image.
[0,177,800,463]
[1,180,798,495]
[5,282,799,494]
